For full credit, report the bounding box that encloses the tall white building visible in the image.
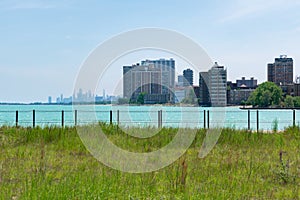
[123,64,162,99]
[199,62,227,107]
[123,59,175,104]
[141,58,175,100]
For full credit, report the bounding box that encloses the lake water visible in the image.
[0,104,298,131]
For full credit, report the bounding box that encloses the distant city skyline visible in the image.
[3,54,298,104]
[46,88,119,104]
[1,1,300,102]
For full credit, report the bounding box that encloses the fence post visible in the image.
[160,110,163,128]
[61,110,64,127]
[158,110,161,128]
[16,110,18,127]
[248,110,250,131]
[207,110,210,129]
[117,110,120,125]
[158,110,160,128]
[293,109,296,127]
[110,110,113,125]
[74,110,77,126]
[204,110,206,129]
[256,110,259,132]
[33,109,35,128]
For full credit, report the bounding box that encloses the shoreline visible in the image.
[1,103,300,110]
[239,107,300,110]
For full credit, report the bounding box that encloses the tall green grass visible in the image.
[0,124,299,199]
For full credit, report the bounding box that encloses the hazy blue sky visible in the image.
[1,0,300,102]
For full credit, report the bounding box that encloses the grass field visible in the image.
[0,124,300,199]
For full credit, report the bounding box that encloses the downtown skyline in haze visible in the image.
[1,0,300,102]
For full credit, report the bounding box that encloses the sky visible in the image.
[1,0,300,103]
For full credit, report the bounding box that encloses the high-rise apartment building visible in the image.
[267,55,293,85]
[141,59,175,95]
[123,59,175,104]
[177,75,184,87]
[183,68,193,87]
[199,72,210,106]
[199,62,227,107]
[123,64,162,100]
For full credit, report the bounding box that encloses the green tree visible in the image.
[247,82,283,107]
[181,89,197,105]
[284,95,294,108]
[260,90,272,107]
[136,92,146,104]
[293,96,300,107]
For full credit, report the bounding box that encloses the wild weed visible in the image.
[272,118,279,133]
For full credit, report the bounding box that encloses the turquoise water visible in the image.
[0,104,298,130]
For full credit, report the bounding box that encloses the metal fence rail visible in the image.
[0,109,299,131]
